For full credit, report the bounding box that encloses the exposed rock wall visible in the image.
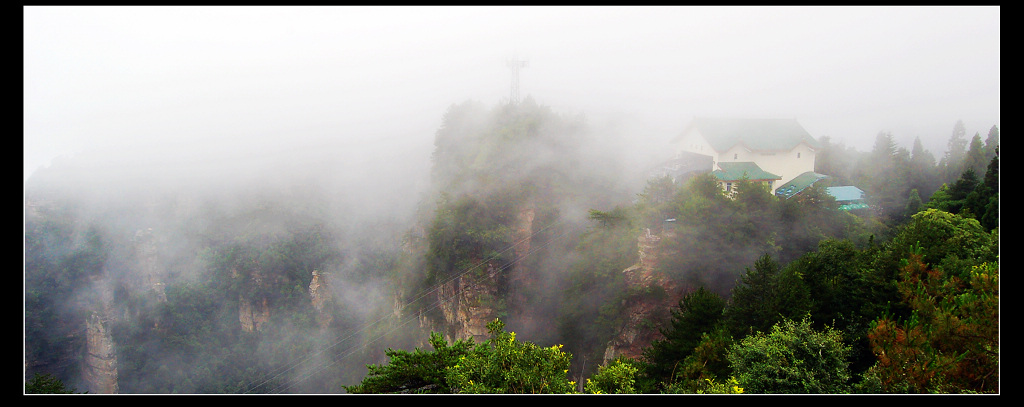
[436,262,502,344]
[508,204,536,323]
[240,296,270,333]
[603,228,690,364]
[82,312,119,394]
[417,202,537,344]
[235,266,270,333]
[308,270,334,330]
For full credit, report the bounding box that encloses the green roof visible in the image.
[826,186,865,202]
[838,203,870,211]
[775,171,829,199]
[679,117,821,152]
[712,162,780,182]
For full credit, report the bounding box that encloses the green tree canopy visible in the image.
[641,286,726,390]
[25,373,83,394]
[727,316,852,394]
[863,250,998,393]
[343,332,475,394]
[446,319,576,394]
[584,356,641,394]
[723,253,811,338]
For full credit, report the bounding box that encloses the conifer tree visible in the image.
[641,287,727,390]
[964,133,987,180]
[940,120,969,184]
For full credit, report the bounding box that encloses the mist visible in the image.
[24,6,999,394]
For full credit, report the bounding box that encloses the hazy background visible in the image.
[24,6,999,183]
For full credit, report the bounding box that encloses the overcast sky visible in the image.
[24,6,1000,182]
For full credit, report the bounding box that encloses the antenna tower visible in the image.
[506,57,528,105]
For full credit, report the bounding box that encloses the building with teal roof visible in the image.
[712,161,782,195]
[774,171,830,199]
[826,186,869,210]
[672,117,820,195]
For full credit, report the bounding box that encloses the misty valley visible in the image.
[24,98,998,394]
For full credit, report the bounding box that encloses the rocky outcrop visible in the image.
[235,266,270,333]
[132,228,166,303]
[603,228,690,364]
[308,270,334,330]
[435,262,502,344]
[415,202,537,344]
[240,296,270,333]
[82,312,118,394]
[508,204,535,322]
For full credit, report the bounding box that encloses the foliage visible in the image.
[663,327,734,393]
[864,251,998,393]
[885,209,997,281]
[907,136,941,202]
[583,356,641,394]
[343,332,474,394]
[963,132,987,180]
[783,239,878,374]
[588,206,633,229]
[640,287,726,390]
[424,192,515,286]
[904,188,923,219]
[558,205,637,377]
[940,120,969,183]
[965,150,999,232]
[664,376,744,394]
[446,319,576,394]
[25,373,84,394]
[727,316,852,394]
[24,206,110,390]
[654,172,875,298]
[723,253,811,338]
[927,147,999,234]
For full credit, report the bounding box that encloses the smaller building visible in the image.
[775,171,829,199]
[826,186,869,210]
[712,161,781,196]
[646,151,714,184]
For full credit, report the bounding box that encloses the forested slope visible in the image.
[24,99,998,393]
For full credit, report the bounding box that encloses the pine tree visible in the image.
[908,136,940,200]
[865,251,998,393]
[982,125,999,164]
[964,133,987,179]
[940,120,968,184]
[724,254,811,339]
[641,287,727,390]
[904,188,923,219]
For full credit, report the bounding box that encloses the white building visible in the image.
[671,118,822,195]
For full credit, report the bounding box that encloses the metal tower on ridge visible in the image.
[506,57,528,105]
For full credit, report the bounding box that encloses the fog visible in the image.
[23,6,999,394]
[25,6,999,183]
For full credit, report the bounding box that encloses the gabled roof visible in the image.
[775,171,829,199]
[826,186,865,202]
[712,162,781,182]
[677,117,821,152]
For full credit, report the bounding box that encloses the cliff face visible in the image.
[82,312,119,394]
[239,296,270,333]
[132,228,166,303]
[234,265,271,333]
[308,270,334,331]
[508,204,536,324]
[603,228,691,364]
[423,202,536,344]
[436,262,503,343]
